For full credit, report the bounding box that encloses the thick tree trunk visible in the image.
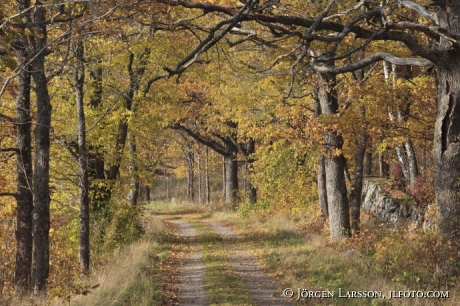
[13,46,33,291]
[434,25,460,243]
[323,133,351,240]
[73,41,90,275]
[224,155,238,204]
[430,4,460,262]
[317,63,351,240]
[31,4,51,292]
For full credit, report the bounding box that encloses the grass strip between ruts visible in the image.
[190,219,254,306]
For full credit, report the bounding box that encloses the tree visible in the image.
[72,40,90,275]
[11,6,33,289]
[29,1,52,294]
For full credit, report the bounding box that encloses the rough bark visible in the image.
[73,41,90,275]
[31,2,51,294]
[317,61,351,240]
[434,3,460,243]
[13,39,33,291]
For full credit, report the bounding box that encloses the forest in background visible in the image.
[0,0,458,302]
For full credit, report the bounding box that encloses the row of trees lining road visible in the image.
[0,0,456,297]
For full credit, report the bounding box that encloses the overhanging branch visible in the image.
[314,52,432,75]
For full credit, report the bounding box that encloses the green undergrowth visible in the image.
[188,219,254,305]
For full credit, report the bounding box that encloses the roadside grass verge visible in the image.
[210,211,460,306]
[66,212,170,306]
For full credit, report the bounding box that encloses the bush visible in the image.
[92,201,144,253]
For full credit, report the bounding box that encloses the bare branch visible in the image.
[0,113,14,123]
[0,148,19,153]
[324,1,365,21]
[314,52,432,75]
[399,1,438,25]
[0,193,17,198]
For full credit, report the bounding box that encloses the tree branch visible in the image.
[170,124,231,156]
[0,148,19,153]
[399,1,438,25]
[314,52,432,75]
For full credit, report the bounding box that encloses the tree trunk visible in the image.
[106,50,149,187]
[364,151,372,176]
[127,133,139,206]
[224,155,238,204]
[187,151,194,202]
[87,67,109,212]
[197,150,202,204]
[73,41,90,275]
[314,89,328,220]
[317,61,351,240]
[222,156,226,201]
[13,43,33,291]
[378,151,389,177]
[405,139,419,187]
[205,147,210,204]
[31,3,51,293]
[246,139,257,204]
[317,155,328,220]
[145,185,151,202]
[350,119,367,235]
[434,3,460,243]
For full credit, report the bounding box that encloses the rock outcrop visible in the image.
[361,179,423,228]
